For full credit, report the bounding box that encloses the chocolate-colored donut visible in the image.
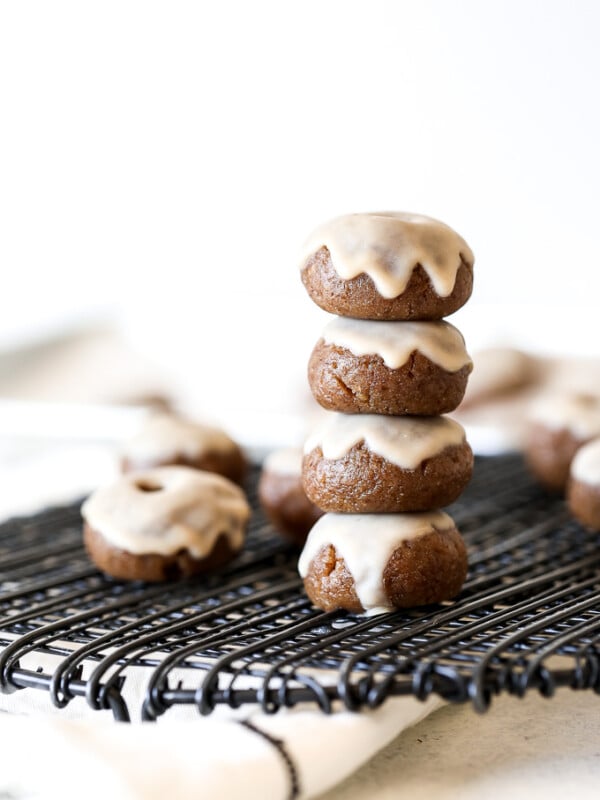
[121,413,246,484]
[308,318,472,416]
[299,511,468,613]
[567,437,600,529]
[299,213,473,320]
[302,413,473,513]
[525,394,600,492]
[81,466,250,582]
[258,447,323,546]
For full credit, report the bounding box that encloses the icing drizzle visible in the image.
[82,466,250,558]
[320,317,472,372]
[304,413,466,469]
[298,511,455,613]
[263,447,303,476]
[531,393,600,439]
[299,212,473,299]
[123,414,239,465]
[571,437,600,484]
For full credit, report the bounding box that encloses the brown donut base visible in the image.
[303,526,468,612]
[568,479,600,531]
[83,523,239,582]
[122,448,247,486]
[524,424,587,493]
[308,341,471,416]
[258,469,323,546]
[302,441,473,513]
[300,246,473,320]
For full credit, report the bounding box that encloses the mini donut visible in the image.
[525,393,600,492]
[121,413,246,484]
[567,437,600,529]
[299,511,468,613]
[459,347,541,409]
[258,447,323,546]
[302,413,473,513]
[299,212,474,320]
[81,466,250,582]
[308,317,472,416]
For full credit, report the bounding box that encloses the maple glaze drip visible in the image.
[299,212,473,299]
[304,413,466,469]
[263,447,303,476]
[82,467,250,558]
[123,414,239,465]
[299,511,455,613]
[320,317,471,372]
[531,393,600,439]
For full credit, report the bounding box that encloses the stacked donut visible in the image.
[297,212,475,615]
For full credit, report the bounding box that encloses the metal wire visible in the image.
[1,455,599,722]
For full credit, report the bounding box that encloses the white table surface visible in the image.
[319,688,600,799]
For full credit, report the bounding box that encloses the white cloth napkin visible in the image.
[0,696,441,800]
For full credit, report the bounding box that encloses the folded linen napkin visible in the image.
[0,695,441,800]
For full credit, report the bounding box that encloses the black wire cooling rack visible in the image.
[1,454,600,722]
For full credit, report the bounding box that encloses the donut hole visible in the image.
[135,479,164,493]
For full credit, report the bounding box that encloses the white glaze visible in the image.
[571,437,600,484]
[530,393,600,439]
[299,212,473,299]
[123,414,240,465]
[304,413,466,469]
[263,447,302,476]
[462,347,538,405]
[81,466,250,558]
[320,317,471,372]
[298,511,455,613]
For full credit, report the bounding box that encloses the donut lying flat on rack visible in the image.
[258,447,323,546]
[568,437,600,529]
[121,413,246,484]
[81,466,250,582]
[525,393,600,492]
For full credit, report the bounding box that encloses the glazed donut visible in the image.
[459,347,541,409]
[299,212,473,320]
[299,511,468,614]
[525,393,600,492]
[122,413,246,484]
[308,317,472,416]
[81,466,250,581]
[567,437,600,530]
[302,413,473,513]
[258,447,323,546]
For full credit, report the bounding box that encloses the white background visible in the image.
[1,0,599,421]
